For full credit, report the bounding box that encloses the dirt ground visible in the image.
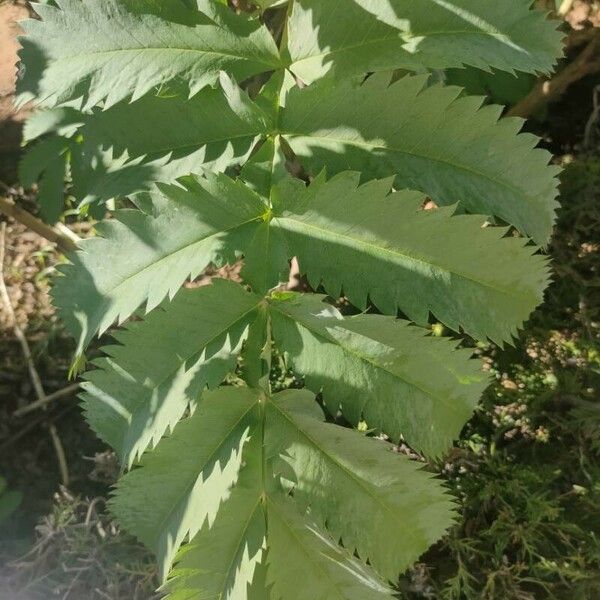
[0,1,29,183]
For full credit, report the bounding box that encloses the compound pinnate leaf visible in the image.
[287,0,562,83]
[19,0,281,109]
[270,293,488,457]
[82,280,262,467]
[81,74,273,181]
[25,1,561,597]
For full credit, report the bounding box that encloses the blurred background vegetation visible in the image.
[0,0,599,598]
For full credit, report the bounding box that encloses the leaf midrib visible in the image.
[52,45,282,66]
[271,402,418,552]
[272,215,518,297]
[271,305,455,413]
[280,130,540,213]
[92,214,263,332]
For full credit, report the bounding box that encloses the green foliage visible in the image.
[284,0,562,82]
[17,0,281,109]
[270,292,489,457]
[82,279,261,467]
[19,1,562,598]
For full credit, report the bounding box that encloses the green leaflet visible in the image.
[18,0,281,109]
[110,386,261,578]
[267,172,549,344]
[81,73,272,177]
[266,390,455,580]
[79,74,287,208]
[266,493,394,600]
[52,173,267,354]
[19,135,70,223]
[29,74,279,213]
[82,280,262,467]
[270,293,488,457]
[280,74,560,244]
[165,436,267,600]
[286,0,562,83]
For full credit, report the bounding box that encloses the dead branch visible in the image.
[559,0,576,16]
[508,31,600,119]
[48,423,70,487]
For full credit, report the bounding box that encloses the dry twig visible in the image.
[559,0,576,17]
[1,221,47,402]
[583,84,600,147]
[0,196,78,253]
[48,423,70,487]
[13,383,80,417]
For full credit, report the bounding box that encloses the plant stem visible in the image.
[0,196,78,253]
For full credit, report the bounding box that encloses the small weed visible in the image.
[0,489,159,600]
